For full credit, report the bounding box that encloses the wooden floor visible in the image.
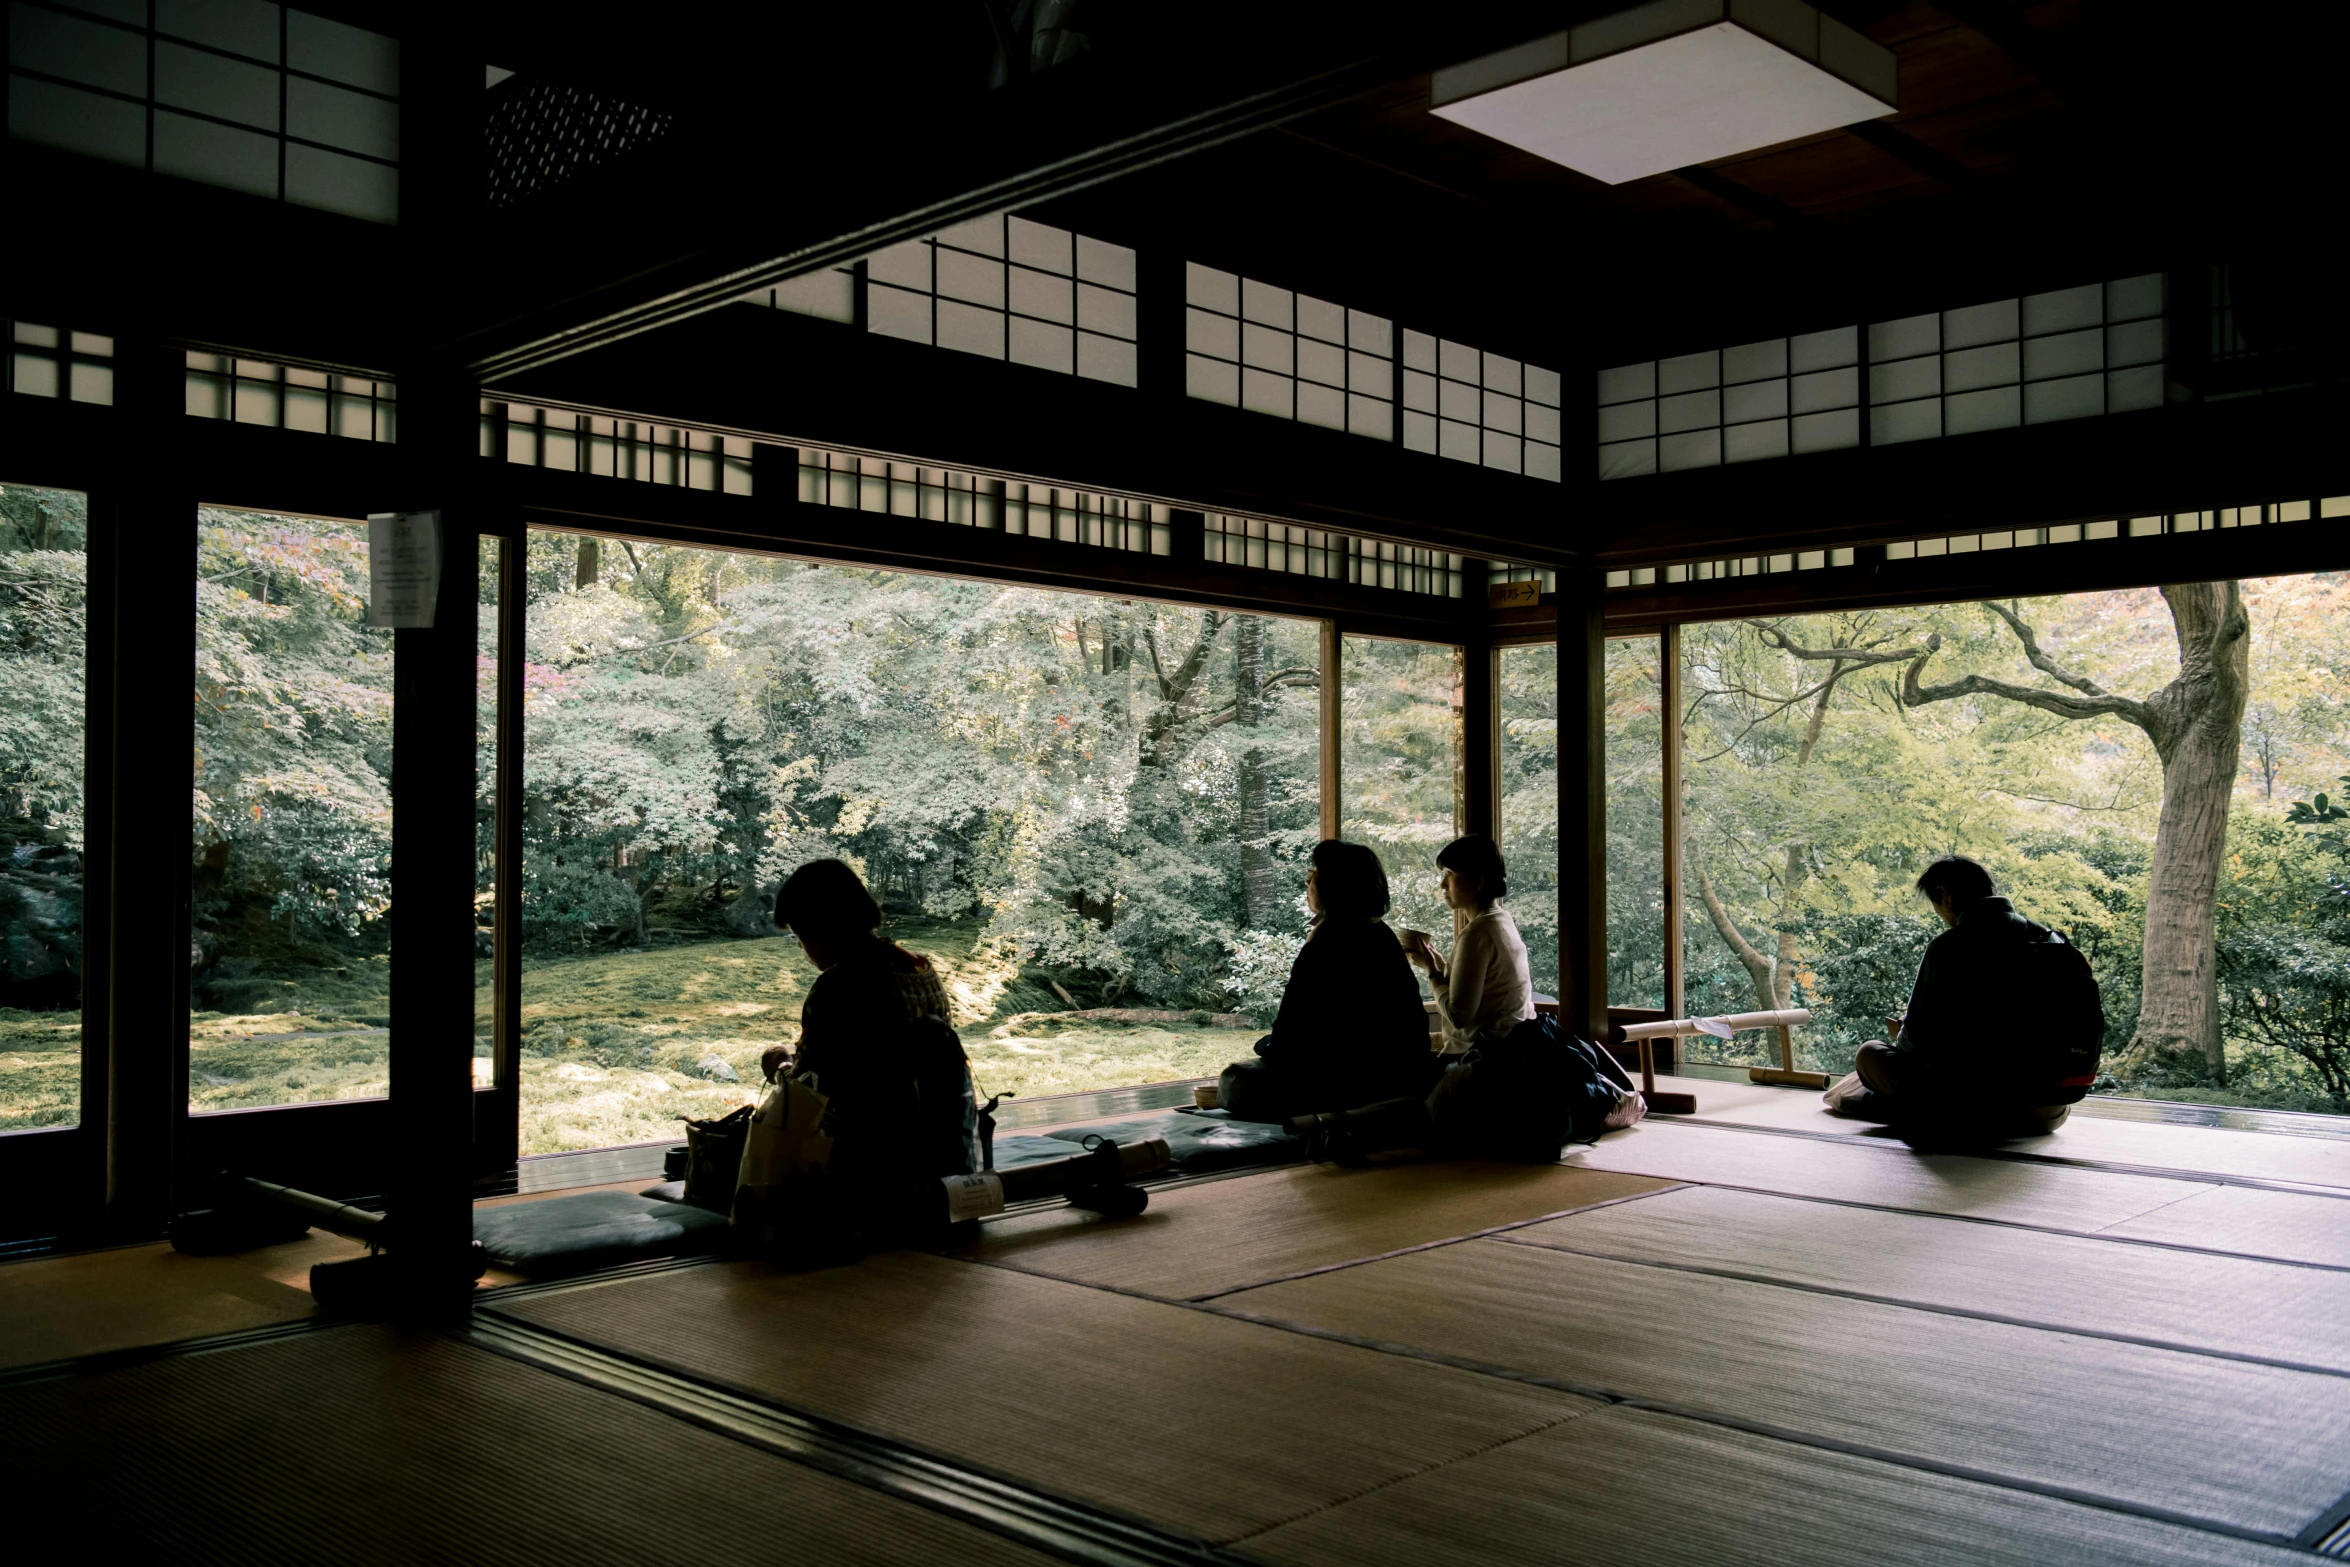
[4,1077,2347,1564]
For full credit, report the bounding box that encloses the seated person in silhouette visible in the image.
[1218,840,1432,1123]
[1401,834,1538,1053]
[1825,854,2103,1143]
[758,859,976,1198]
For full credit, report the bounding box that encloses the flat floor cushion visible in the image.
[474,1190,731,1276]
[1041,1108,1304,1174]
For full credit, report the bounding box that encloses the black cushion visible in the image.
[474,1190,729,1276]
[989,1133,1098,1171]
[1040,1108,1303,1173]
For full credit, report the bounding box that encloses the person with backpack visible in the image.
[756,859,978,1208]
[1218,841,1433,1123]
[1400,834,1538,1053]
[1824,854,2105,1143]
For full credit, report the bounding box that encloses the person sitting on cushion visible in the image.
[1402,834,1537,1054]
[1218,840,1431,1123]
[758,859,976,1202]
[1824,854,2089,1142]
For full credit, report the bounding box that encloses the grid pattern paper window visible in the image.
[797,449,1169,554]
[1203,515,1462,598]
[10,322,113,404]
[1869,274,2165,445]
[1606,548,1856,588]
[867,215,1138,387]
[1599,325,1861,479]
[1401,332,1561,481]
[740,266,857,325]
[1185,265,1394,441]
[8,1,402,223]
[486,402,753,493]
[1885,498,2328,558]
[1598,274,2166,479]
[188,352,393,440]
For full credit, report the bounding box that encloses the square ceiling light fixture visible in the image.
[1431,0,1898,185]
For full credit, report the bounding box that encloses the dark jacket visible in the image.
[1254,918,1431,1107]
[1889,896,2056,1088]
[793,936,977,1189]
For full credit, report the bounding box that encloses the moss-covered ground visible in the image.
[0,918,1263,1147]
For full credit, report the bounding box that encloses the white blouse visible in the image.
[1431,906,1536,1051]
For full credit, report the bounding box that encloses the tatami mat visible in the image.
[1569,1120,2212,1230]
[496,1251,1597,1544]
[1245,1403,2314,1567]
[952,1160,1673,1299]
[1676,1077,2350,1189]
[0,1231,366,1371]
[1224,1239,2350,1536]
[0,1324,1065,1566]
[2101,1182,2350,1269]
[1510,1184,2350,1372]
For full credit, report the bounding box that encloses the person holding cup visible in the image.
[1401,835,1535,1054]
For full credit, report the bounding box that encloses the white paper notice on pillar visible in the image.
[365,510,442,628]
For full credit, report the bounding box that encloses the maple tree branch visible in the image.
[1980,599,2110,696]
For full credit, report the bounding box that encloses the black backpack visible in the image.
[1438,1014,1628,1159]
[2013,931,2105,1102]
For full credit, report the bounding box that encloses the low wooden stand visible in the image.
[1749,1024,1833,1091]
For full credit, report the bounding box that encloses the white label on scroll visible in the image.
[942,1173,1006,1222]
[365,510,442,628]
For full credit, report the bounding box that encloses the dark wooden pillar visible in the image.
[1555,564,1607,1040]
[1319,620,1342,840]
[1460,640,1497,839]
[475,529,526,1172]
[101,342,197,1236]
[386,375,482,1307]
[1659,623,1685,1021]
[383,28,487,1309]
[1459,561,1495,839]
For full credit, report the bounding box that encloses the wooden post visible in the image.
[382,27,488,1312]
[1319,620,1341,841]
[478,527,527,1170]
[101,342,195,1237]
[1660,623,1684,1040]
[387,371,486,1312]
[1556,566,1607,1042]
[1461,635,1497,839]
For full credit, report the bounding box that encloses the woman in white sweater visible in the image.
[1402,835,1537,1053]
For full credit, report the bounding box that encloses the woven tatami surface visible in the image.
[1244,1403,2313,1567]
[1222,1235,2350,1536]
[0,1323,1065,1567]
[1515,1183,2350,1372]
[0,1231,364,1371]
[1668,1074,2350,1190]
[1566,1120,2350,1265]
[497,1249,1597,1544]
[952,1158,1672,1298]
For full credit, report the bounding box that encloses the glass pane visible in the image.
[1340,635,1462,984]
[1497,644,1556,1001]
[0,484,89,1132]
[1678,579,2350,1113]
[1606,638,1665,1009]
[191,507,393,1112]
[518,531,1323,1152]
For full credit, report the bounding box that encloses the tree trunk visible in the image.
[1697,864,1781,1014]
[2126,583,2252,1083]
[575,537,599,589]
[1235,614,1273,927]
